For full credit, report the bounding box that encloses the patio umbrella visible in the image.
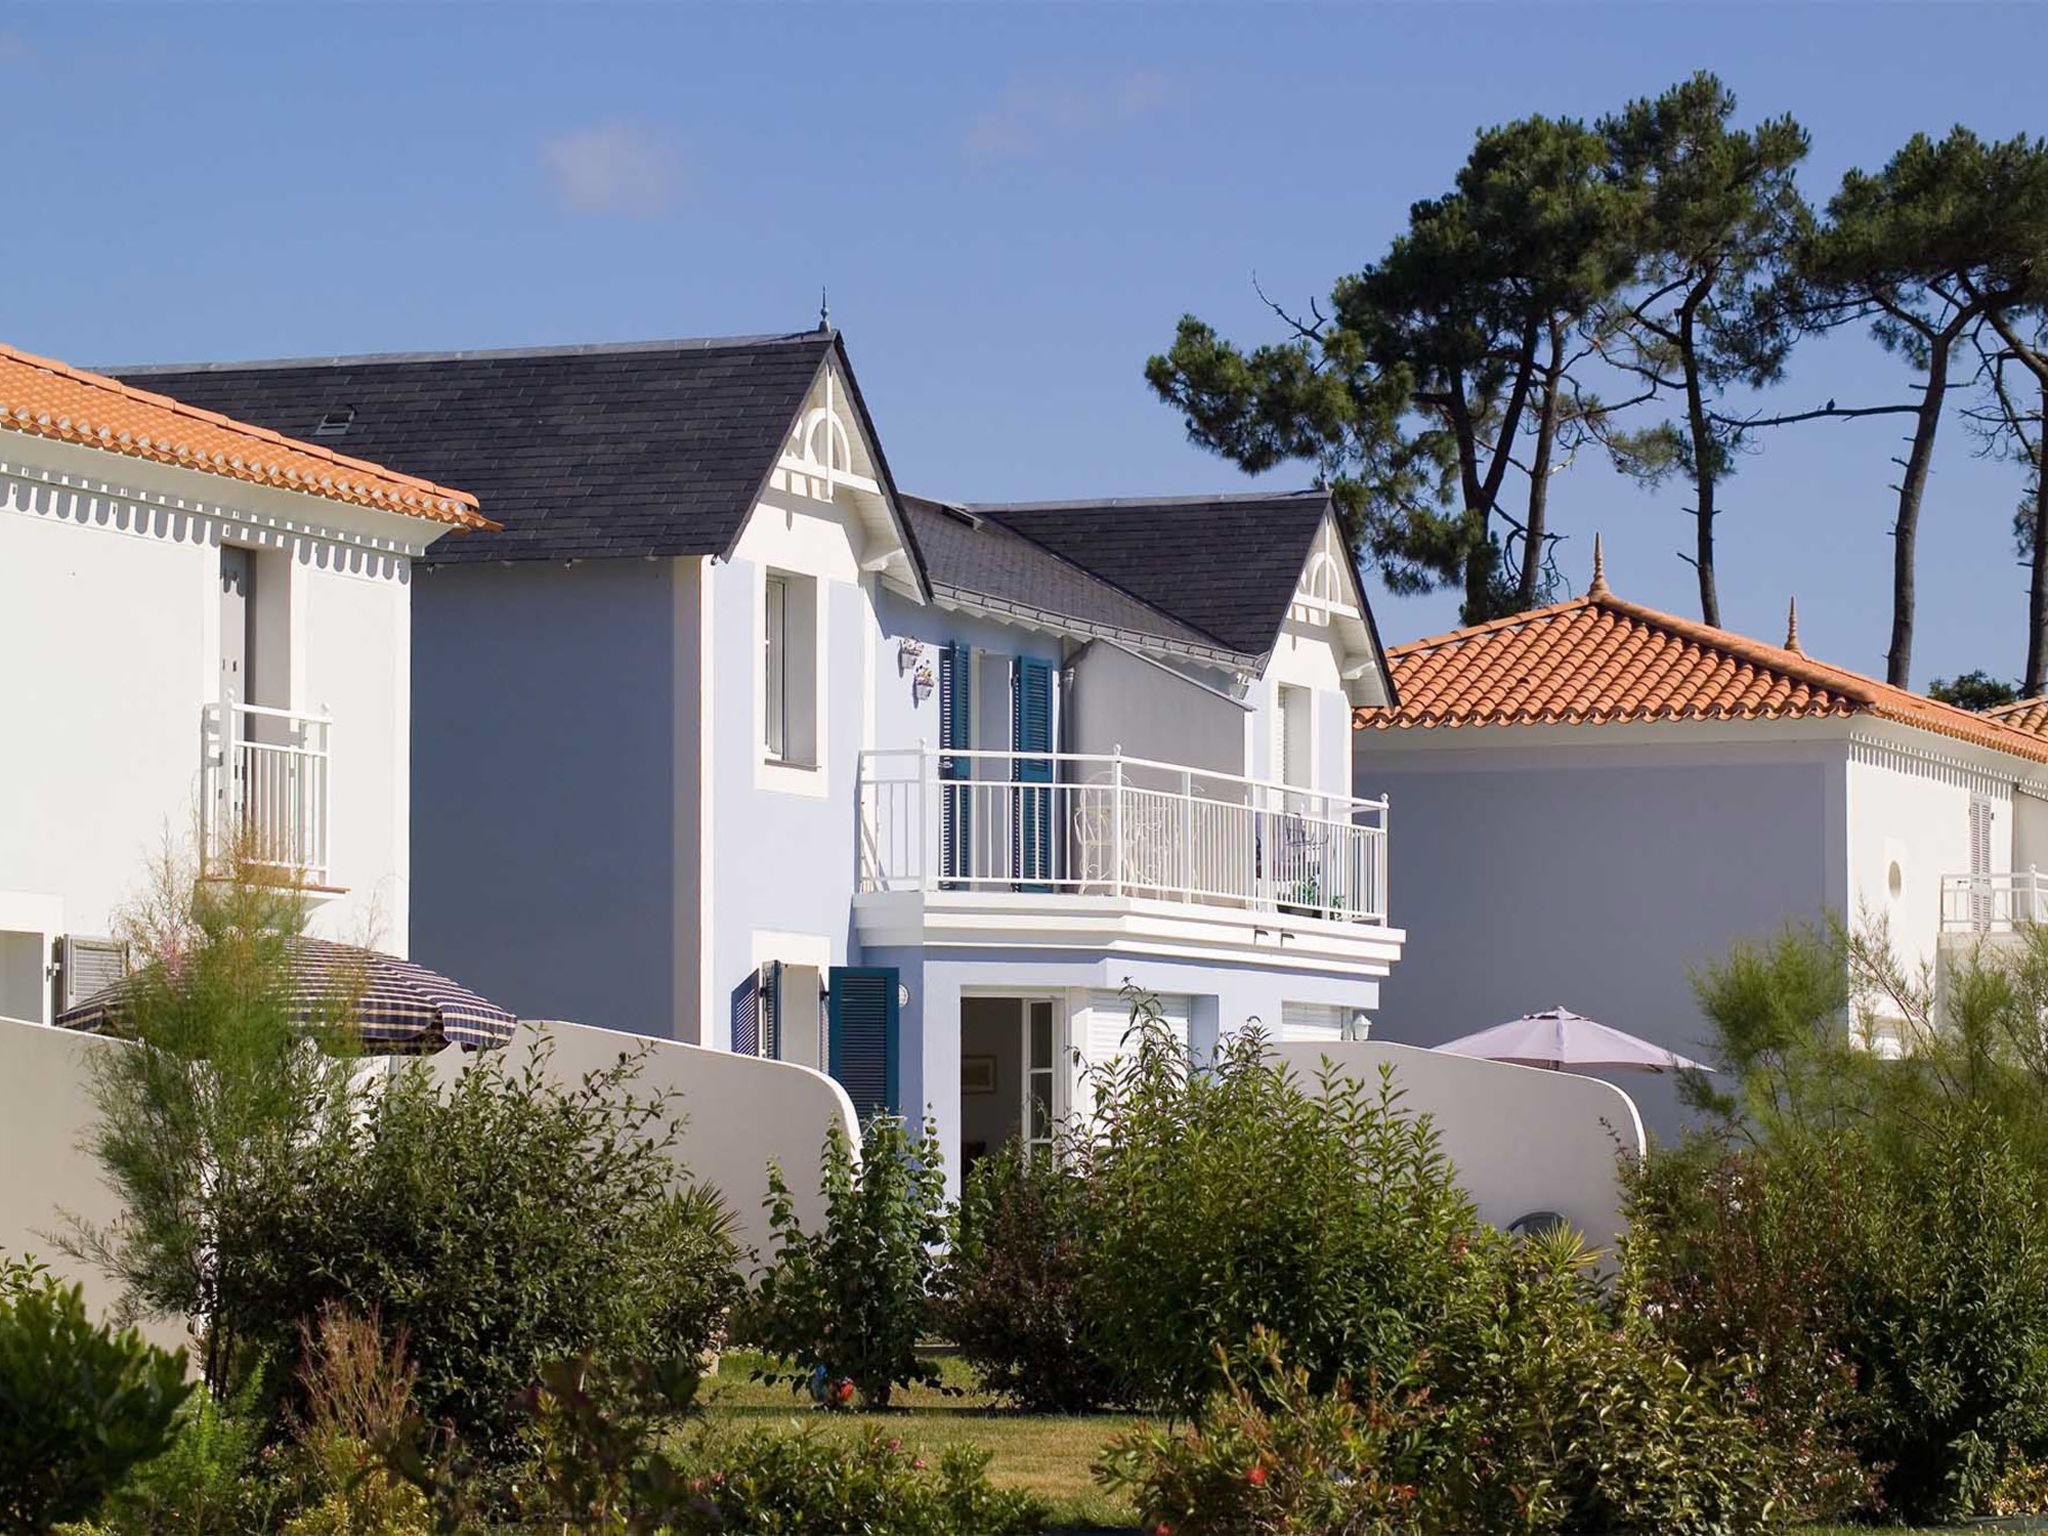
[1432,1007,1710,1074]
[55,936,517,1053]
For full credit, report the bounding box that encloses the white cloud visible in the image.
[965,69,1174,162]
[540,122,681,217]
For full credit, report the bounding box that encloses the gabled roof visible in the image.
[901,494,1249,664]
[1359,580,2048,767]
[0,341,485,528]
[974,490,1338,657]
[1984,696,2048,739]
[108,332,914,575]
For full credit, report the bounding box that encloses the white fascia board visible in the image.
[1,433,454,558]
[852,889,1403,979]
[1358,714,1861,764]
[1848,717,2048,797]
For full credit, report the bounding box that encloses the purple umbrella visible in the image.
[1433,1007,1710,1074]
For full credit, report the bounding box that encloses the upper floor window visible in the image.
[763,570,818,767]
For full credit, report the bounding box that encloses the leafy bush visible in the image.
[1073,1000,1477,1416]
[86,1374,280,1536]
[940,1143,1120,1412]
[1633,919,2048,1522]
[231,1042,744,1460]
[745,1115,949,1408]
[0,1281,193,1534]
[277,1308,431,1536]
[1429,1228,1782,1535]
[1096,1329,1436,1536]
[668,1425,1045,1536]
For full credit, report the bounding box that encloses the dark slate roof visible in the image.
[901,495,1236,660]
[973,490,1335,656]
[106,333,847,566]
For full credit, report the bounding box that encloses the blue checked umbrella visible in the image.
[56,936,516,1053]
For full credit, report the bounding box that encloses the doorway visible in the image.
[958,996,1058,1174]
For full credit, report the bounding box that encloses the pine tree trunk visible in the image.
[2027,382,2048,696]
[1518,323,1566,611]
[1680,288,1720,628]
[1887,336,1956,689]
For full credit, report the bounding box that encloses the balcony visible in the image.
[1939,870,2048,934]
[856,748,1398,974]
[200,702,332,887]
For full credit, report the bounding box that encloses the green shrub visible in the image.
[745,1115,949,1409]
[0,1281,193,1535]
[668,1425,1044,1536]
[1429,1228,1782,1535]
[277,1308,432,1536]
[230,1042,745,1461]
[940,1143,1120,1412]
[1096,1329,1437,1536]
[1636,919,2048,1522]
[87,1374,279,1536]
[1074,999,1477,1416]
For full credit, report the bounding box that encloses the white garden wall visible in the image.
[1271,1039,1643,1254]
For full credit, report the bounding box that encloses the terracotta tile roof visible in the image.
[1983,696,2048,739]
[0,341,489,529]
[1357,587,2048,768]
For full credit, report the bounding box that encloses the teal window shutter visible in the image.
[730,962,782,1058]
[1012,656,1054,889]
[730,970,759,1057]
[828,966,900,1121]
[938,646,973,884]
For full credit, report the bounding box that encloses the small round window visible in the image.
[1888,861,1904,899]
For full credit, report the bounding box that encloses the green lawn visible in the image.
[701,1351,1140,1528]
[700,1354,1988,1534]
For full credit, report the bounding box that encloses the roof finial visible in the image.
[1784,595,1803,654]
[817,288,831,333]
[1587,532,1610,599]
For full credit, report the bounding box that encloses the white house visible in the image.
[0,340,489,1028]
[1352,546,2048,1137]
[123,329,1407,1185]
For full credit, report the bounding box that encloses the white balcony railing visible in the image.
[858,747,1389,925]
[1940,869,2048,934]
[200,702,331,886]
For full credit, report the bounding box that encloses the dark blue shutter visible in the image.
[938,646,972,884]
[730,971,759,1057]
[828,966,900,1121]
[1012,657,1054,890]
[761,960,782,1060]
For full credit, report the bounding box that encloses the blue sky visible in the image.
[7,2,2045,686]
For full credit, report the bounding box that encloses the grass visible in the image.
[700,1351,1141,1528]
[701,1354,1996,1534]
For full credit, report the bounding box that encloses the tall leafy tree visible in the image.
[1965,315,2048,692]
[1149,112,1640,623]
[1600,73,1812,627]
[1797,129,2048,685]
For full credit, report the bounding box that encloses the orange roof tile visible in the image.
[0,341,490,530]
[1983,696,2048,739]
[1357,588,2048,768]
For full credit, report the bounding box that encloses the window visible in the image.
[1024,999,1056,1160]
[762,572,819,767]
[764,576,787,759]
[1275,683,1312,789]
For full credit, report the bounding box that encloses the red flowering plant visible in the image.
[1094,1328,1440,1536]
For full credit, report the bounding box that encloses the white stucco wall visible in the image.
[1065,639,1247,778]
[1,440,438,1025]
[1357,725,1847,1140]
[1271,1039,1642,1254]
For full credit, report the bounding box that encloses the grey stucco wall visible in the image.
[1358,740,1841,1140]
[1065,640,1247,778]
[412,560,684,1034]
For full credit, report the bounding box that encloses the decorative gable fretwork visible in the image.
[773,368,880,504]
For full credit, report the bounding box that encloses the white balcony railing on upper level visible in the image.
[1940,869,2048,934]
[200,702,332,886]
[858,747,1389,925]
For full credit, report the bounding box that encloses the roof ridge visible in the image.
[1386,592,1601,656]
[975,488,1328,514]
[104,330,831,377]
[0,340,485,521]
